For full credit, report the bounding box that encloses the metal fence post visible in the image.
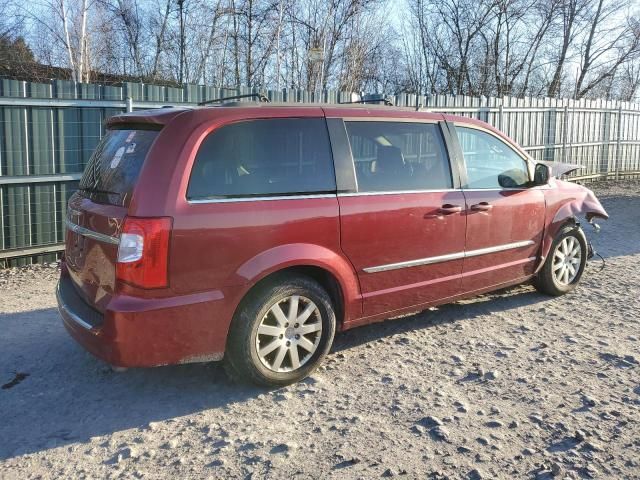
[615,104,623,180]
[561,105,568,163]
[544,104,557,162]
[126,96,133,113]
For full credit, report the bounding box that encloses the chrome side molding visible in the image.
[463,240,536,258]
[363,240,535,273]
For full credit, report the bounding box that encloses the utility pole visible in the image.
[177,0,186,85]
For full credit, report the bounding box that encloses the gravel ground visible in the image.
[1,181,639,480]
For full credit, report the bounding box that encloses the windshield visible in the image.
[79,128,159,206]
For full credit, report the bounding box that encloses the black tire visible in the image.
[224,275,336,387]
[533,224,588,296]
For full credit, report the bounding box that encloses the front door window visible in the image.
[455,127,530,189]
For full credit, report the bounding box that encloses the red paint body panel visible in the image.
[64,195,126,311]
[338,191,466,316]
[58,269,243,366]
[536,179,608,270]
[169,197,362,324]
[58,105,609,368]
[107,107,193,128]
[461,189,545,290]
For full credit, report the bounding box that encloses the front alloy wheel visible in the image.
[533,224,588,296]
[551,235,582,286]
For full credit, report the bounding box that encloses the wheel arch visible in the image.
[233,244,362,328]
[535,209,581,274]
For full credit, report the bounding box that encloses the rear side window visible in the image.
[345,122,452,192]
[79,129,159,206]
[188,118,335,200]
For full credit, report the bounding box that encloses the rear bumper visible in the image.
[57,273,242,367]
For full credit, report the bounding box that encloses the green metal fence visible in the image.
[1,78,639,266]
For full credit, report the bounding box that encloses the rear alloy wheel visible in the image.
[224,276,336,387]
[256,295,323,373]
[533,224,588,296]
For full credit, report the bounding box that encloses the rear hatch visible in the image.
[65,128,160,312]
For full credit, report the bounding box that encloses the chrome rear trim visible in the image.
[56,281,94,330]
[66,220,120,245]
[363,240,536,273]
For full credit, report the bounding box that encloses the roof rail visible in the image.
[198,93,270,106]
[338,97,394,107]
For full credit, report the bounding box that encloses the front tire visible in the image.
[533,224,588,296]
[224,276,336,387]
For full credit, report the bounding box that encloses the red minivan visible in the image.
[57,102,608,386]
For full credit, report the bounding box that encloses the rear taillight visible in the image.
[117,217,172,289]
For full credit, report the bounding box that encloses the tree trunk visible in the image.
[78,0,88,83]
[59,0,76,82]
[574,0,603,97]
[547,0,578,98]
[150,0,172,79]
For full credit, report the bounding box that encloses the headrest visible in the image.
[498,168,528,188]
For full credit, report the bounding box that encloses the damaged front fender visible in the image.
[535,180,608,273]
[550,180,609,224]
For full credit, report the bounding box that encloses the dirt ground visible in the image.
[1,181,639,480]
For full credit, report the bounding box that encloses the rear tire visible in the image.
[224,275,336,387]
[533,224,587,296]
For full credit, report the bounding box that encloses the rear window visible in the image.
[187,118,336,200]
[79,129,159,206]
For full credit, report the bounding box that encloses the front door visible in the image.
[453,125,545,292]
[337,120,466,318]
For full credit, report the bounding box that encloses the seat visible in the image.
[373,146,407,175]
[369,146,413,190]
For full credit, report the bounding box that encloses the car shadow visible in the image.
[0,306,263,460]
[333,284,548,353]
[0,284,550,461]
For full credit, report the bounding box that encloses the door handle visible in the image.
[470,202,493,212]
[437,204,463,215]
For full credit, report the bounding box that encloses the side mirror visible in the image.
[533,163,551,186]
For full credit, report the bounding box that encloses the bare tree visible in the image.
[98,0,145,75]
[149,0,173,79]
[617,59,640,101]
[574,3,640,98]
[20,0,94,82]
[3,0,638,102]
[546,0,589,97]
